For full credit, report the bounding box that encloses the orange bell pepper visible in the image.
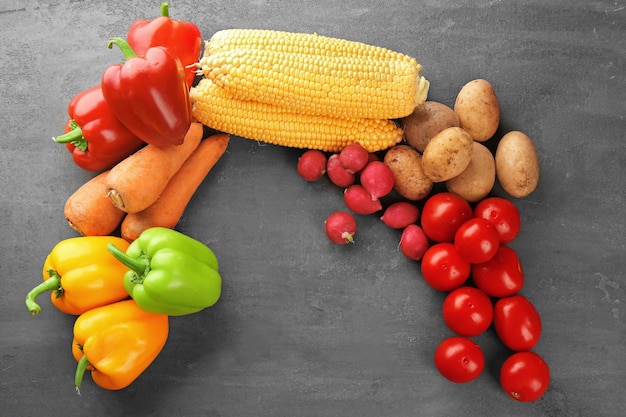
[73,299,169,392]
[25,236,131,316]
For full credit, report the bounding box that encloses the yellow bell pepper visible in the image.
[73,299,169,391]
[25,236,130,316]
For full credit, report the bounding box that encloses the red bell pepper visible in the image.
[101,37,192,148]
[127,2,202,89]
[53,85,145,171]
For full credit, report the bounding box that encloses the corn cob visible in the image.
[197,29,429,120]
[190,78,403,153]
[205,28,416,63]
[198,48,427,120]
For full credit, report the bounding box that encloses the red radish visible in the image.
[325,211,357,244]
[339,142,369,173]
[297,149,327,181]
[344,184,382,215]
[359,160,395,199]
[399,224,430,260]
[327,154,356,188]
[381,201,420,229]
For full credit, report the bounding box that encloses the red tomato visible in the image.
[421,243,471,291]
[434,337,485,383]
[500,351,550,402]
[421,192,473,242]
[442,286,493,337]
[494,295,542,351]
[474,197,521,244]
[472,245,524,297]
[454,218,500,264]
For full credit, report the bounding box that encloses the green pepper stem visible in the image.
[74,354,90,395]
[161,2,169,17]
[107,243,149,275]
[108,37,137,60]
[53,122,88,152]
[25,273,62,316]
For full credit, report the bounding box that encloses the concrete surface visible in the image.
[1,1,624,416]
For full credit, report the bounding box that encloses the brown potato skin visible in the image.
[446,141,496,202]
[383,145,433,201]
[402,101,460,152]
[421,127,474,182]
[495,131,540,198]
[454,79,500,142]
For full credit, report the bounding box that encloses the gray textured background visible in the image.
[1,0,624,416]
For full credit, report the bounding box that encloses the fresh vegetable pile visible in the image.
[295,79,546,401]
[28,3,226,393]
[28,1,548,403]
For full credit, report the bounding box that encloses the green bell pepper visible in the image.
[107,227,221,316]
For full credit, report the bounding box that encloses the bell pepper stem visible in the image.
[53,122,88,152]
[161,2,169,17]
[25,273,62,316]
[107,243,149,275]
[74,354,90,395]
[108,37,137,61]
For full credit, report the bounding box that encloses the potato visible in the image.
[446,142,496,202]
[421,126,474,182]
[495,131,540,198]
[454,79,500,142]
[401,101,460,152]
[383,145,433,201]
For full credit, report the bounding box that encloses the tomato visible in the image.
[454,218,500,264]
[434,337,485,383]
[474,197,521,244]
[421,243,471,291]
[442,286,493,337]
[500,351,550,402]
[493,295,542,351]
[472,245,524,297]
[420,192,473,242]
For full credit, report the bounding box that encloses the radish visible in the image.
[344,184,382,215]
[359,160,395,199]
[339,142,369,173]
[327,154,356,188]
[399,224,430,261]
[297,149,327,181]
[325,211,357,244]
[380,201,420,229]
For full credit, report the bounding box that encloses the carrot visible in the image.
[105,122,204,213]
[121,133,230,241]
[64,170,126,236]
